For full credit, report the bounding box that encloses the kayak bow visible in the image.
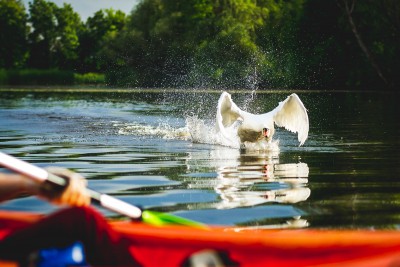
[1,210,400,267]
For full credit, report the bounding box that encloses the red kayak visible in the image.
[1,210,400,267]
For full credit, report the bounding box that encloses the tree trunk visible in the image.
[339,0,390,87]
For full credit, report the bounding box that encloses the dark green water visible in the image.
[0,89,399,229]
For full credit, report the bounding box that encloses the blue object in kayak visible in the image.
[37,242,87,267]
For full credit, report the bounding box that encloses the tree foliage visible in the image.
[78,9,126,73]
[0,0,398,90]
[0,0,27,68]
[27,0,82,69]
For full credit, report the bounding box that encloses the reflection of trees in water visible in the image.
[230,215,309,231]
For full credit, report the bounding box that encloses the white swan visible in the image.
[216,91,309,146]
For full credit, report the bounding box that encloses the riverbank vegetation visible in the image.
[0,0,398,90]
[0,69,105,86]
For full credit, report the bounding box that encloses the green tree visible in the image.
[78,9,126,73]
[100,0,399,89]
[255,0,305,88]
[336,0,399,89]
[28,0,82,69]
[186,0,269,88]
[0,0,28,68]
[101,0,179,87]
[102,0,274,88]
[53,3,82,69]
[294,0,399,90]
[28,0,58,68]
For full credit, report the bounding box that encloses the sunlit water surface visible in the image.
[0,89,399,229]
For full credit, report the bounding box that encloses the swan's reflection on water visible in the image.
[228,216,309,231]
[214,151,310,209]
[184,146,310,228]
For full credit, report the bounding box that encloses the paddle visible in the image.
[0,152,205,228]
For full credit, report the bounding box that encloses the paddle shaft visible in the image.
[0,152,142,219]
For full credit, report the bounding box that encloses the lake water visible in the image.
[0,89,399,229]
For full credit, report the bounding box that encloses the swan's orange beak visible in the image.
[262,128,270,138]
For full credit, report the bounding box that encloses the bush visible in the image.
[0,69,105,86]
[6,69,74,85]
[74,72,105,85]
[0,69,7,85]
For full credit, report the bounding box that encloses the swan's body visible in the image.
[216,92,309,146]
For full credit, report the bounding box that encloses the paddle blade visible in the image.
[142,210,207,228]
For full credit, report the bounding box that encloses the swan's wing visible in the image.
[216,92,243,135]
[272,93,309,146]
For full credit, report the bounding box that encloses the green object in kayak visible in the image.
[142,210,207,228]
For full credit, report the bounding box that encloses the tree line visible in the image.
[0,0,398,90]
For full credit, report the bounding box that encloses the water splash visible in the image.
[115,122,190,140]
[115,115,280,153]
[185,115,240,148]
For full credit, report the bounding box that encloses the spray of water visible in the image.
[114,51,284,152]
[115,114,280,153]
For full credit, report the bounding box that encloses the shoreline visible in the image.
[0,87,395,94]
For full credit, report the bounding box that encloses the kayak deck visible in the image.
[1,210,400,267]
[114,221,400,267]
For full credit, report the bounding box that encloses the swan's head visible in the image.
[237,123,275,143]
[262,127,275,142]
[262,128,270,138]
